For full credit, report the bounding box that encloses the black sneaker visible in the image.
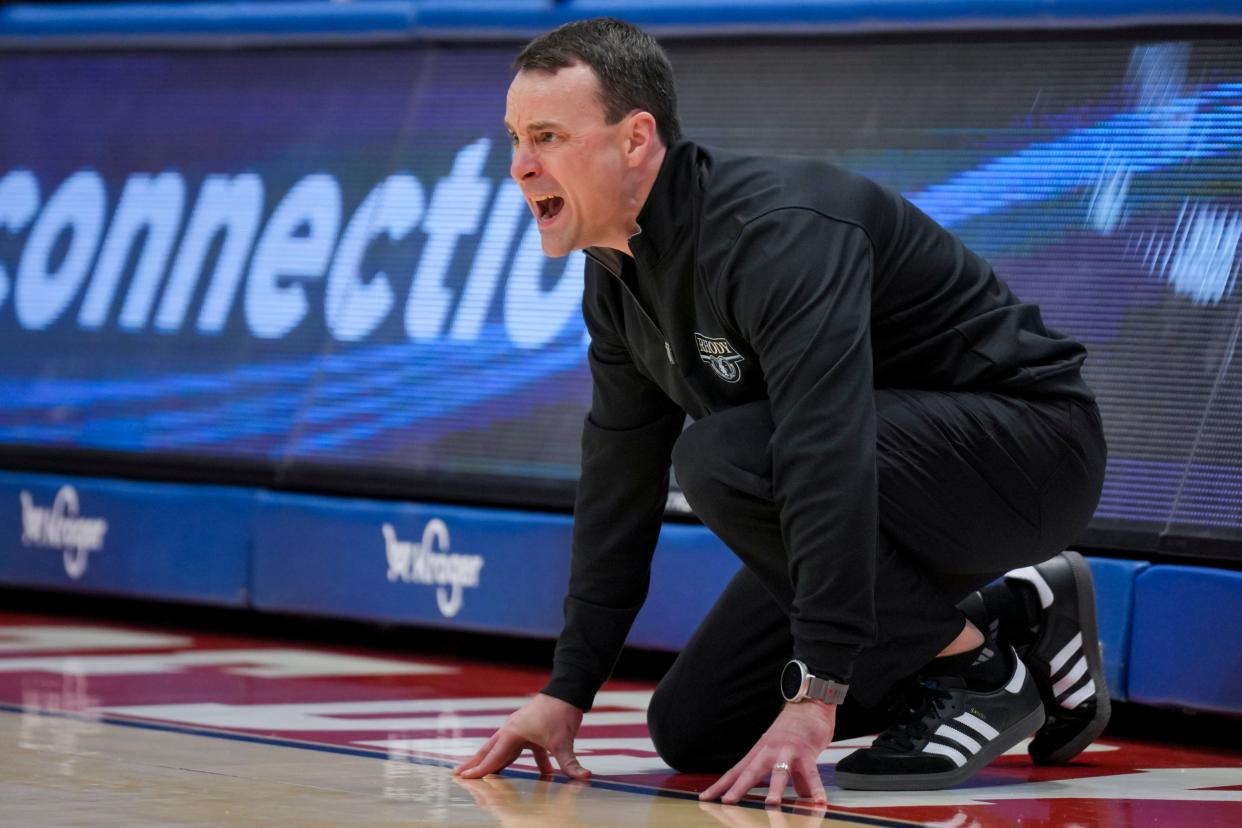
[833,649,1045,791]
[1005,550,1111,764]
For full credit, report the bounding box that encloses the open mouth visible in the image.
[534,195,565,223]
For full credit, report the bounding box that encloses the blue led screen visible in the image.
[0,48,593,501]
[2,36,1241,551]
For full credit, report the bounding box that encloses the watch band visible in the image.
[781,659,850,705]
[805,673,849,705]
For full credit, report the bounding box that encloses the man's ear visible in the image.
[624,110,660,165]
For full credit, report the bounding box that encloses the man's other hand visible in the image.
[699,701,836,806]
[453,692,590,780]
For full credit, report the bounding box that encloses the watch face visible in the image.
[780,660,805,701]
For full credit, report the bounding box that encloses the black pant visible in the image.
[647,390,1106,772]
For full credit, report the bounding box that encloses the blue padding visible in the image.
[252,491,574,635]
[0,1,417,38]
[0,471,253,605]
[565,0,1242,31]
[412,0,560,32]
[252,490,739,647]
[1085,556,1148,701]
[629,524,739,650]
[1129,565,1242,714]
[3,0,1239,41]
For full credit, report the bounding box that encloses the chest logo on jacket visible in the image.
[694,333,745,383]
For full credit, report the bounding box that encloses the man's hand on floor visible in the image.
[454,692,590,780]
[699,700,836,806]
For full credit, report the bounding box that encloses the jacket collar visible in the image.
[585,140,700,275]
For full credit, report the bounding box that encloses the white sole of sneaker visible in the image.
[833,704,1046,791]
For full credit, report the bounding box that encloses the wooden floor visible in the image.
[1,610,1239,827]
[1,712,873,827]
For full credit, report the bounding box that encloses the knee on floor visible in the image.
[647,683,742,774]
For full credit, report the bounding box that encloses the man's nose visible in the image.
[510,143,540,182]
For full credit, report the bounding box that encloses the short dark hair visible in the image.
[514,17,682,146]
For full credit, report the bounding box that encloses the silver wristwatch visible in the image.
[780,659,849,704]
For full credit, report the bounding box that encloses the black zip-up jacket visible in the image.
[543,141,1092,711]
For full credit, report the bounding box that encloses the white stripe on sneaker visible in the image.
[1053,655,1089,697]
[1061,678,1097,709]
[934,724,982,754]
[1049,632,1083,676]
[1004,657,1027,694]
[956,711,1000,741]
[923,741,968,767]
[1007,566,1053,609]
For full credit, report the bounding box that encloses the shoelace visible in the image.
[872,680,956,754]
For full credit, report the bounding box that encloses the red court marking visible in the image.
[2,611,1239,827]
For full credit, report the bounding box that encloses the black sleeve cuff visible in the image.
[540,669,597,712]
[793,639,860,687]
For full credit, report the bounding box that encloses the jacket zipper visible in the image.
[586,250,675,365]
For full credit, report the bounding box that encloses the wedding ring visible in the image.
[772,761,790,773]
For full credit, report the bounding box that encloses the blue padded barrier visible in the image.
[1085,556,1149,702]
[251,490,574,636]
[563,0,1242,34]
[628,523,739,651]
[251,489,741,649]
[3,0,1240,44]
[8,463,1238,714]
[1128,565,1242,715]
[0,1,419,42]
[0,471,254,606]
[403,1,561,35]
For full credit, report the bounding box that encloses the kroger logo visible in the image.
[382,519,484,618]
[19,486,109,579]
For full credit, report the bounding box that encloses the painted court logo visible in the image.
[695,332,745,383]
[382,519,484,618]
[19,486,109,579]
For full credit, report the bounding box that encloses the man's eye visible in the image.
[538,132,557,143]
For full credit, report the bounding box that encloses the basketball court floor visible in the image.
[2,608,1239,827]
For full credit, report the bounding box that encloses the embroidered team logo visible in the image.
[694,332,745,383]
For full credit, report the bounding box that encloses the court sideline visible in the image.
[2,607,1239,827]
